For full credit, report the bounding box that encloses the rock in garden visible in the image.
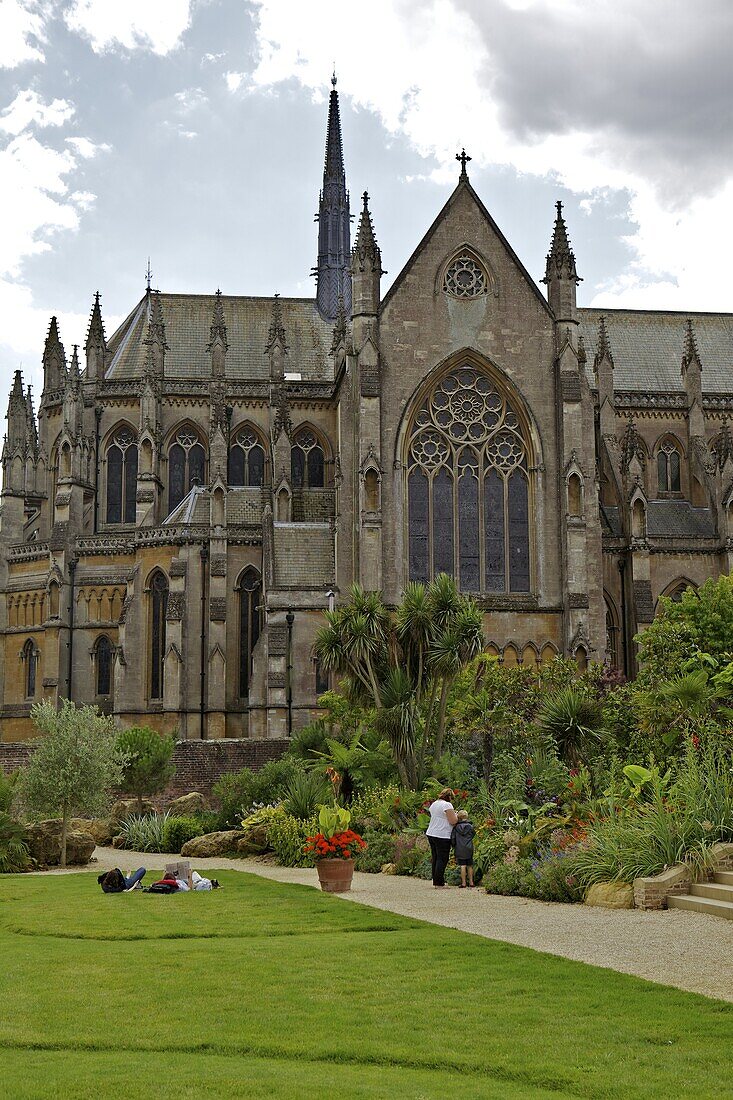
[236,827,269,855]
[24,820,95,866]
[181,830,244,858]
[167,792,208,816]
[71,817,119,846]
[111,799,156,821]
[380,863,397,875]
[585,882,635,909]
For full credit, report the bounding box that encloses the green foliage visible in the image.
[282,770,330,820]
[17,700,125,867]
[640,575,733,670]
[116,726,175,810]
[0,770,18,815]
[0,812,28,873]
[213,756,305,827]
[267,811,317,867]
[317,803,351,837]
[530,853,584,903]
[349,783,401,829]
[485,858,537,897]
[536,685,605,769]
[354,829,396,873]
[117,812,170,852]
[161,815,209,853]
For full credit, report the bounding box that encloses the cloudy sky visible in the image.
[1,0,732,405]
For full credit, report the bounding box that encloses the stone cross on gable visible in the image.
[456,148,471,179]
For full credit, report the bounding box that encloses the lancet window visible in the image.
[407,364,531,593]
[106,427,138,524]
[238,567,262,698]
[229,426,266,487]
[22,638,38,698]
[149,571,168,700]
[168,428,206,513]
[95,635,113,696]
[657,438,681,493]
[291,428,325,489]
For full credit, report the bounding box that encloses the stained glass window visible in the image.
[239,567,261,698]
[407,364,531,593]
[291,429,325,489]
[150,571,168,700]
[106,428,138,524]
[168,430,207,513]
[96,635,112,696]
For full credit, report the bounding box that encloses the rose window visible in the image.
[444,255,487,299]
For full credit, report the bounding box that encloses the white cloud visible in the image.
[65,0,192,57]
[0,0,45,68]
[250,0,733,309]
[0,90,74,135]
[225,71,245,93]
[66,135,111,158]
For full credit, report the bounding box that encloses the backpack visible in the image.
[99,868,126,894]
[146,879,178,894]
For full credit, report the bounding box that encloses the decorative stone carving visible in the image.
[210,555,227,577]
[209,596,227,621]
[360,366,380,397]
[633,580,654,622]
[268,625,287,655]
[569,594,589,609]
[166,593,185,621]
[560,372,581,402]
[169,559,187,577]
[268,670,286,689]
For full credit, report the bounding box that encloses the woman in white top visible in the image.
[425,788,458,887]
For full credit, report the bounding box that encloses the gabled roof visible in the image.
[381,177,553,316]
[106,293,336,383]
[580,308,733,393]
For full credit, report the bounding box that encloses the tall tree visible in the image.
[117,726,175,811]
[18,700,125,867]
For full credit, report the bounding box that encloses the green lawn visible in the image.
[1,872,730,1099]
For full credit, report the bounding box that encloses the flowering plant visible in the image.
[304,827,367,861]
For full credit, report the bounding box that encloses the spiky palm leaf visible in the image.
[537,685,605,767]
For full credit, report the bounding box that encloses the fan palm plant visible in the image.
[536,685,605,770]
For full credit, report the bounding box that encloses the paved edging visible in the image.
[31,846,733,1003]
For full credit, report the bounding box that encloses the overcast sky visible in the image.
[1,0,732,406]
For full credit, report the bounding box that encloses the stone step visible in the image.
[715,870,733,886]
[668,894,733,919]
[690,881,733,902]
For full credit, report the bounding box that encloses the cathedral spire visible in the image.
[69,344,81,389]
[594,314,614,370]
[315,74,351,321]
[207,289,228,352]
[144,289,168,375]
[42,315,67,395]
[25,384,37,453]
[681,317,701,374]
[84,291,107,379]
[5,370,27,451]
[544,201,579,285]
[351,191,383,320]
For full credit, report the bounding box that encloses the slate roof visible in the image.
[162,485,263,526]
[274,523,334,588]
[647,501,716,538]
[579,308,733,394]
[106,293,335,382]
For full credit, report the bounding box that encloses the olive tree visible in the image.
[18,700,126,867]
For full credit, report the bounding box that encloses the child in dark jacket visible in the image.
[451,810,475,888]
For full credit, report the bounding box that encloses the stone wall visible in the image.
[0,738,290,801]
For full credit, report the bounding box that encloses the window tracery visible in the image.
[106,427,138,525]
[229,426,265,488]
[443,255,488,299]
[22,638,38,698]
[291,428,325,489]
[168,428,206,513]
[149,571,168,700]
[238,567,261,698]
[407,364,531,592]
[657,438,681,493]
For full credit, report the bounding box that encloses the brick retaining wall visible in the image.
[0,739,290,801]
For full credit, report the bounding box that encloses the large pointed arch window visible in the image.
[407,364,532,593]
[106,427,138,524]
[291,428,325,489]
[238,567,262,698]
[229,426,266,487]
[168,428,207,514]
[22,638,38,698]
[149,571,168,700]
[656,437,681,493]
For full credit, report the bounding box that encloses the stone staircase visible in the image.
[668,870,733,919]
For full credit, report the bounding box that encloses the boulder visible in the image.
[236,828,269,856]
[380,863,398,875]
[181,830,244,858]
[70,817,119,846]
[585,882,634,910]
[111,835,128,850]
[110,799,156,822]
[167,792,208,816]
[24,820,95,867]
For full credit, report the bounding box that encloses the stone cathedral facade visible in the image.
[2,80,733,741]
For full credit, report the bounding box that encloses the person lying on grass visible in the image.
[97,867,146,893]
[147,871,221,892]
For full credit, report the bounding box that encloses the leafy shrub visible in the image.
[282,770,330,820]
[349,784,400,830]
[0,770,17,814]
[118,812,169,852]
[116,726,175,811]
[213,756,305,827]
[0,812,28,873]
[354,829,396,873]
[162,815,207,853]
[485,858,537,897]
[267,811,317,868]
[530,849,584,903]
[392,833,427,876]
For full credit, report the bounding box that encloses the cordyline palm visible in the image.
[537,685,605,771]
[314,575,485,787]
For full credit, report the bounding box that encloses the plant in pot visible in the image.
[304,803,366,893]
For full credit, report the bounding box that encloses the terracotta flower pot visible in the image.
[316,857,355,893]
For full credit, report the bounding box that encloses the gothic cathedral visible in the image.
[2,80,732,740]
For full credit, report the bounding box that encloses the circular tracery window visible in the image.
[444,255,487,299]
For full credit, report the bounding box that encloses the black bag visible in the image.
[98,868,126,894]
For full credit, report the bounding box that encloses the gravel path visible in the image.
[38,846,733,1004]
